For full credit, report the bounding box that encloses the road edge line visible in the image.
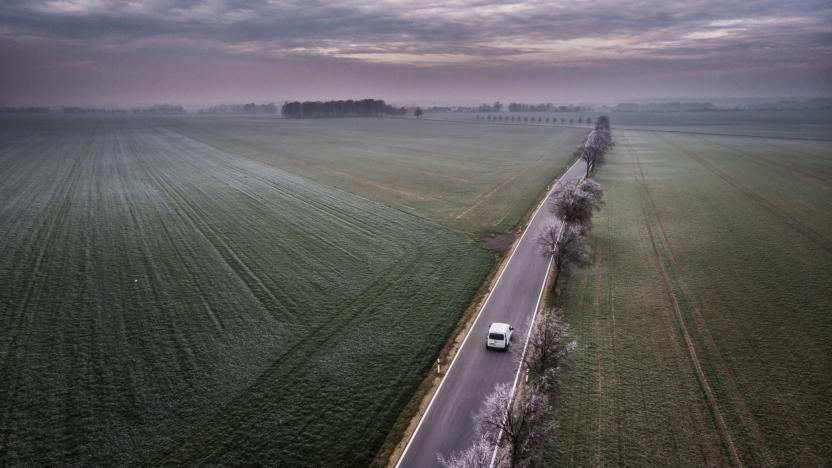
[488,173,584,468]
[395,159,583,468]
[488,254,554,468]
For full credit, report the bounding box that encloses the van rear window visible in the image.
[489,333,504,340]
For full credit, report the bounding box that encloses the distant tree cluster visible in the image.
[509,103,553,112]
[433,104,501,112]
[62,107,127,114]
[474,102,503,112]
[199,103,278,115]
[131,104,186,115]
[0,107,50,114]
[748,98,832,111]
[613,101,719,112]
[281,99,406,118]
[508,103,586,112]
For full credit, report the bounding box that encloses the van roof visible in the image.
[489,322,511,334]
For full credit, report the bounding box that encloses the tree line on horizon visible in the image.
[131,104,186,115]
[476,114,594,125]
[508,103,586,112]
[281,99,407,118]
[200,103,278,115]
[0,106,51,114]
[1,104,187,115]
[62,107,128,114]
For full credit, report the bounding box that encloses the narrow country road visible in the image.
[396,158,588,467]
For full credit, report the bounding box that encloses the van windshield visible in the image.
[488,333,504,340]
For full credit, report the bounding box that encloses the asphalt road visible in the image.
[396,158,587,467]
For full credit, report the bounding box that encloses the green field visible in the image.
[0,116,585,465]
[165,116,587,233]
[548,128,832,466]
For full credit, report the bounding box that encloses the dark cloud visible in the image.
[0,0,830,105]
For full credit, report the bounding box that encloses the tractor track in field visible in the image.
[601,189,627,467]
[624,133,742,467]
[656,133,832,256]
[3,117,574,466]
[632,206,712,466]
[563,256,595,466]
[641,210,742,467]
[118,124,456,465]
[454,153,549,220]
[751,138,832,179]
[0,133,91,458]
[197,168,368,265]
[148,245,424,465]
[153,126,440,287]
[630,133,778,466]
[114,136,226,334]
[613,125,832,143]
[127,139,298,324]
[591,263,606,468]
[696,135,832,189]
[155,125,423,240]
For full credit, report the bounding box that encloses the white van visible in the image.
[486,322,514,350]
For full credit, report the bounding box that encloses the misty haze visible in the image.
[1,1,830,467]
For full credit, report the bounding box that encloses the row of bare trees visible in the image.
[439,185,600,467]
[580,116,612,177]
[281,99,406,118]
[539,179,604,287]
[439,122,611,467]
[541,116,611,287]
[440,310,574,468]
[476,115,593,125]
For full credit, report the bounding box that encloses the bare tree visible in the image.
[581,129,612,176]
[579,147,596,177]
[538,224,591,286]
[443,316,579,467]
[475,383,553,467]
[537,222,564,259]
[578,179,604,208]
[438,435,495,468]
[548,180,603,233]
[523,310,575,391]
[595,115,610,131]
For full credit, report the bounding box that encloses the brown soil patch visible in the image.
[480,232,516,252]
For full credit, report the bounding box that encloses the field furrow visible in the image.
[550,129,832,467]
[1,115,584,466]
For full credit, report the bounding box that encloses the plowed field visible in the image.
[0,116,585,465]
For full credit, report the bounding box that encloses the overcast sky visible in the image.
[1,0,830,106]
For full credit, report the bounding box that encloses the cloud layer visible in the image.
[1,0,830,104]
